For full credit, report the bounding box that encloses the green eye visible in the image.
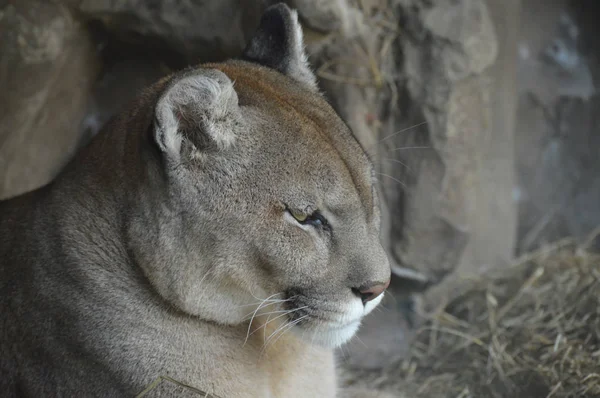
[289,209,308,222]
[286,207,330,230]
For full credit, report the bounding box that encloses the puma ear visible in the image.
[154,69,241,161]
[242,3,318,91]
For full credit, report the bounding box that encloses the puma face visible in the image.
[132,3,390,349]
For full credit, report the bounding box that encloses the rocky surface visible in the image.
[0,0,99,199]
[515,0,600,253]
[77,0,263,63]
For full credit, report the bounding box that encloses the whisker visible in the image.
[242,308,292,321]
[376,121,428,146]
[375,172,407,189]
[379,157,441,198]
[240,292,290,315]
[262,315,308,356]
[384,289,398,305]
[238,294,296,318]
[244,292,285,346]
[354,335,369,349]
[248,291,284,302]
[236,300,285,309]
[194,266,217,315]
[237,296,291,309]
[240,301,291,321]
[248,306,309,339]
[390,145,431,151]
[380,157,412,171]
[263,316,293,346]
[265,315,305,346]
[261,321,292,354]
[339,344,348,362]
[310,319,322,347]
[300,320,310,342]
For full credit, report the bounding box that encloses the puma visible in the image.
[0,4,391,397]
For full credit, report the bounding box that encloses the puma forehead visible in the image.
[206,60,375,218]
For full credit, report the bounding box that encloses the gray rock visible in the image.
[394,0,519,284]
[77,0,265,62]
[0,0,100,199]
[288,0,348,33]
[76,0,347,62]
[515,0,600,252]
[80,58,171,145]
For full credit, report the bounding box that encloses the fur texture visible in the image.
[0,3,390,397]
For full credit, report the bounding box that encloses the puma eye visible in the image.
[289,209,308,223]
[286,207,329,229]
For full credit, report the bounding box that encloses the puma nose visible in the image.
[352,279,390,304]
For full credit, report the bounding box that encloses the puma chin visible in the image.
[285,291,385,348]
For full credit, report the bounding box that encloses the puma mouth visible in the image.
[282,290,381,348]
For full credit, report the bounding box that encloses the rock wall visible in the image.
[0,0,99,199]
[515,0,600,253]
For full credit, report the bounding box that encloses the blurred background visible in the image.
[2,0,599,396]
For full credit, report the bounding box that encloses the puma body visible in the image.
[0,4,390,397]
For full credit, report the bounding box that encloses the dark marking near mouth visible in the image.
[284,288,313,322]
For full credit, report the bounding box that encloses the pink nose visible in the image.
[353,279,390,304]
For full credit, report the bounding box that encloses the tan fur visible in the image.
[0,4,390,397]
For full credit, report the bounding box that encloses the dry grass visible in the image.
[343,235,600,398]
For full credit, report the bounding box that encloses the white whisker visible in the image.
[261,315,308,357]
[390,146,430,151]
[375,172,407,189]
[194,266,217,314]
[263,315,294,346]
[240,301,287,321]
[381,157,412,171]
[242,308,293,321]
[377,121,428,145]
[248,306,309,339]
[268,316,307,349]
[310,319,322,347]
[248,291,284,302]
[244,292,285,346]
[354,335,369,349]
[236,299,286,309]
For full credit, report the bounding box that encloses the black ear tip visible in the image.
[243,2,297,68]
[242,2,317,90]
[259,5,289,36]
[259,2,296,35]
[265,2,294,18]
